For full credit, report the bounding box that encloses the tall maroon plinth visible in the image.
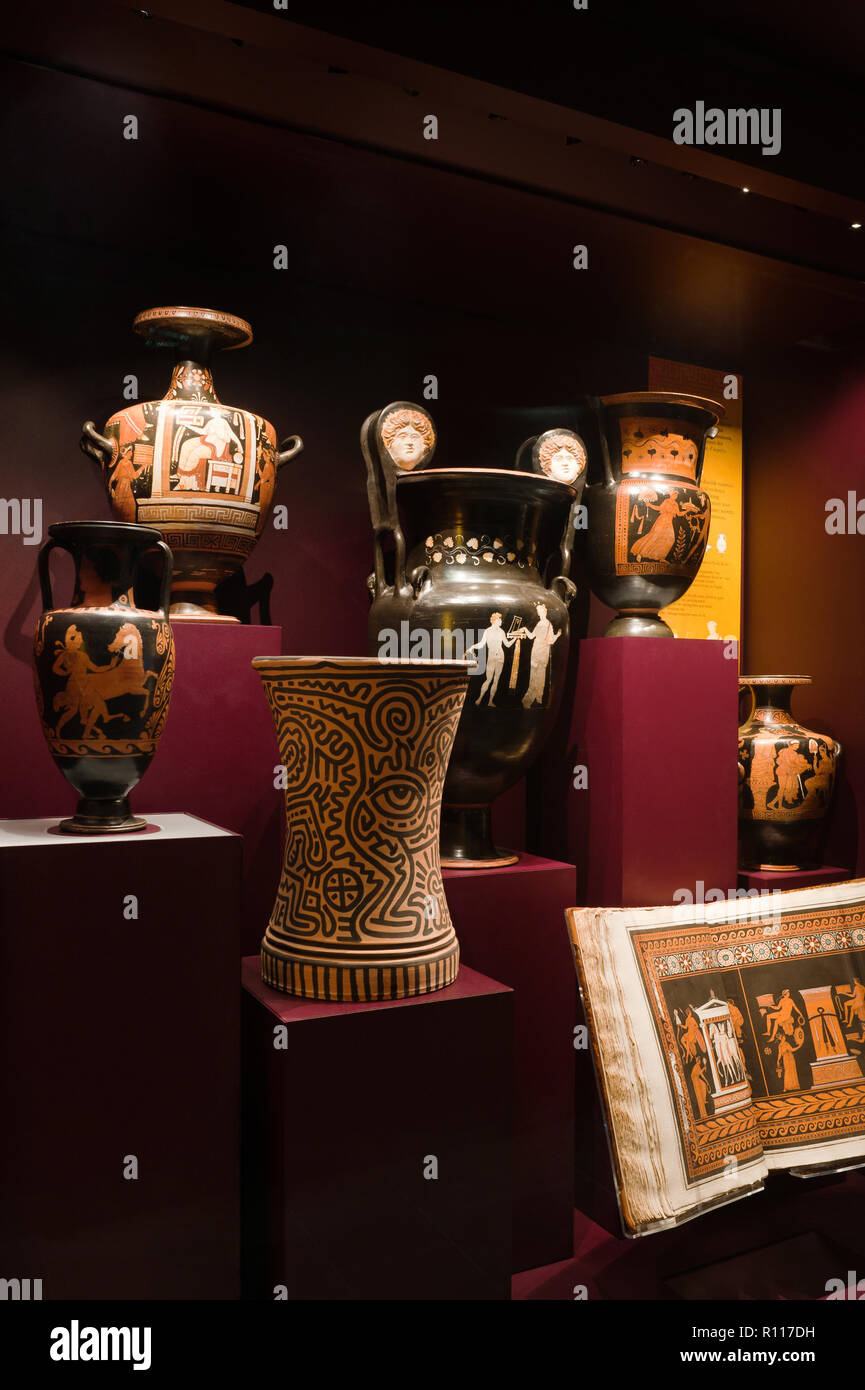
[242,960,513,1300]
[141,623,283,956]
[569,638,739,906]
[0,814,242,1299]
[444,855,577,1273]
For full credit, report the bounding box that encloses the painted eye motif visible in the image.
[367,773,428,829]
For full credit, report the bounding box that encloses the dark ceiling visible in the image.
[234,0,865,200]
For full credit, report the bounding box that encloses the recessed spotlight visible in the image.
[852,222,862,230]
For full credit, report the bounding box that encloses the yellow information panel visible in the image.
[647,357,743,644]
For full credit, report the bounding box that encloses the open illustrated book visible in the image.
[566,878,865,1236]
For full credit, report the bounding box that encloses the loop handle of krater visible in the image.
[361,400,435,602]
[277,434,304,468]
[80,420,114,467]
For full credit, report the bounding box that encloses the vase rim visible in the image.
[739,675,811,686]
[599,391,724,418]
[48,520,164,544]
[252,656,474,671]
[133,306,252,351]
[398,467,576,496]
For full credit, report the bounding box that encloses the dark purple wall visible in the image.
[3,53,865,876]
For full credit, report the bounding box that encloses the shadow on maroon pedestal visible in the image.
[142,623,283,956]
[738,866,853,893]
[569,638,739,906]
[513,1170,865,1300]
[444,853,577,1272]
[242,960,513,1300]
[0,814,242,1299]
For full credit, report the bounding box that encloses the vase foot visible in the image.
[261,940,460,1002]
[604,611,674,638]
[441,850,520,869]
[440,803,516,867]
[752,863,805,873]
[56,795,147,835]
[57,814,148,835]
[169,602,239,623]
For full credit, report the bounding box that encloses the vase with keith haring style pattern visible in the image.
[254,657,470,1002]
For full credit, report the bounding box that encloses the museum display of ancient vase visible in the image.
[578,392,722,637]
[254,656,469,1001]
[738,676,841,871]
[362,402,586,868]
[80,305,303,622]
[33,521,175,834]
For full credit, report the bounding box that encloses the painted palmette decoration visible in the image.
[577,392,722,636]
[33,522,175,833]
[80,306,303,622]
[363,401,586,868]
[254,656,469,1002]
[738,676,841,871]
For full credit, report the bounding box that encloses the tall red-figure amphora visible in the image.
[33,521,175,833]
[254,657,470,1002]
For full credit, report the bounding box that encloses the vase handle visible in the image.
[37,536,62,613]
[80,421,114,466]
[740,683,757,724]
[410,564,431,600]
[146,540,175,618]
[277,434,304,468]
[361,400,436,601]
[584,396,615,488]
[514,435,537,472]
[550,573,577,607]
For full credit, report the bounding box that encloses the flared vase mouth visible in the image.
[48,521,165,546]
[599,391,725,420]
[133,305,252,351]
[398,467,577,498]
[252,656,474,672]
[739,675,811,687]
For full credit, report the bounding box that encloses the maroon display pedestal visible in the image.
[569,638,739,906]
[444,854,577,1274]
[514,1171,865,1300]
[242,960,513,1300]
[0,814,242,1299]
[738,865,852,893]
[143,623,283,956]
[564,640,740,1240]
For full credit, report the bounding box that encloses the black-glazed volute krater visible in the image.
[32,521,175,833]
[363,403,586,867]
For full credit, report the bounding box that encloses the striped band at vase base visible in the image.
[260,940,460,1003]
